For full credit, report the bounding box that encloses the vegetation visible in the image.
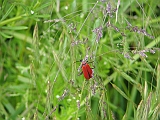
[0,0,160,119]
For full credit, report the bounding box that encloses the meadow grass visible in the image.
[0,0,160,120]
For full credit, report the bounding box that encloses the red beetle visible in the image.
[80,60,93,80]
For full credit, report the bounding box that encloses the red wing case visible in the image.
[82,64,93,80]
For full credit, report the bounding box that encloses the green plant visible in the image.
[0,0,160,120]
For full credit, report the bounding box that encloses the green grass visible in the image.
[0,0,160,120]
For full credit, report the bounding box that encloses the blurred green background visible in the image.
[0,0,160,120]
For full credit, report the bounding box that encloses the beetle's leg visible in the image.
[78,71,83,76]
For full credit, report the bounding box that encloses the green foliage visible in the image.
[0,0,160,120]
